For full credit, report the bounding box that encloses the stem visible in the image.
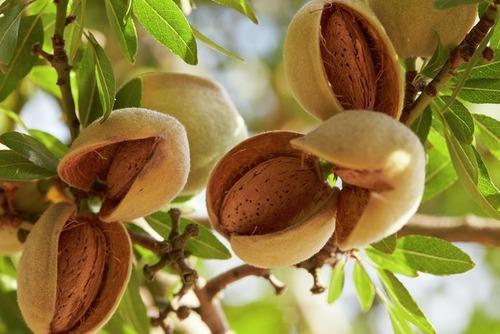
[400,214,500,247]
[52,0,79,140]
[405,1,499,126]
[194,287,230,334]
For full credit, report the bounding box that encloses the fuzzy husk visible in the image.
[17,203,132,334]
[284,0,403,120]
[291,111,425,250]
[207,131,337,268]
[58,108,190,222]
[367,0,477,58]
[139,72,248,196]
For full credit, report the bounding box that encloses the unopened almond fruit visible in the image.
[291,111,425,250]
[17,203,132,334]
[284,0,403,120]
[58,108,190,222]
[137,72,247,196]
[367,0,477,58]
[207,131,338,268]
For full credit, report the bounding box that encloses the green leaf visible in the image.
[388,305,413,334]
[0,14,44,101]
[410,107,432,144]
[192,25,243,61]
[145,211,231,259]
[366,247,418,277]
[105,0,138,63]
[115,77,142,109]
[210,0,258,23]
[76,45,102,127]
[28,129,68,159]
[423,147,458,202]
[353,261,375,312]
[87,32,116,121]
[446,132,500,219]
[133,0,197,64]
[65,0,86,62]
[436,96,474,144]
[0,4,23,64]
[421,34,449,78]
[459,79,500,104]
[0,131,59,171]
[474,114,500,160]
[0,289,30,334]
[327,258,346,304]
[378,270,435,334]
[110,267,150,334]
[371,234,397,254]
[0,150,56,180]
[393,235,475,275]
[465,51,500,80]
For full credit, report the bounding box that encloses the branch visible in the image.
[33,0,80,140]
[401,214,500,247]
[193,287,230,334]
[405,1,499,126]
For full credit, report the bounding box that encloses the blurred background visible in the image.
[1,0,499,333]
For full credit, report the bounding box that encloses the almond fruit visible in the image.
[284,0,403,120]
[58,108,190,222]
[17,203,132,334]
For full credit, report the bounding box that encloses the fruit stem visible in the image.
[405,1,499,126]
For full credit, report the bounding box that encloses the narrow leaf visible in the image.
[393,235,475,275]
[371,234,397,254]
[0,15,44,101]
[210,0,258,23]
[353,261,375,312]
[378,270,435,334]
[436,96,474,144]
[0,131,59,171]
[76,45,102,126]
[87,32,116,121]
[114,77,142,109]
[410,107,432,144]
[146,211,231,260]
[0,150,56,180]
[192,25,243,61]
[28,129,68,159]
[65,0,86,62]
[423,147,458,202]
[133,0,197,64]
[327,258,346,304]
[105,0,138,63]
[474,114,500,160]
[388,305,413,334]
[0,4,23,64]
[459,79,500,104]
[366,247,418,277]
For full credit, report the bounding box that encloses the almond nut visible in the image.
[291,111,425,250]
[207,131,338,268]
[58,108,190,222]
[284,0,403,120]
[17,203,132,334]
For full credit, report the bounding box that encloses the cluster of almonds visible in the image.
[9,75,247,334]
[207,0,476,269]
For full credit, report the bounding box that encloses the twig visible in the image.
[405,1,499,126]
[128,230,172,254]
[203,264,286,300]
[32,0,80,140]
[194,287,230,334]
[400,214,500,247]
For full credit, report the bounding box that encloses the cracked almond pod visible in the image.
[58,108,190,222]
[207,131,338,268]
[291,111,425,250]
[367,0,477,58]
[139,72,248,196]
[284,0,404,121]
[17,202,132,334]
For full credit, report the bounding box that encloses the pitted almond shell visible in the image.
[291,111,425,250]
[58,108,190,222]
[17,203,132,334]
[207,131,337,268]
[139,72,248,196]
[0,215,23,255]
[367,0,477,58]
[284,0,403,121]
